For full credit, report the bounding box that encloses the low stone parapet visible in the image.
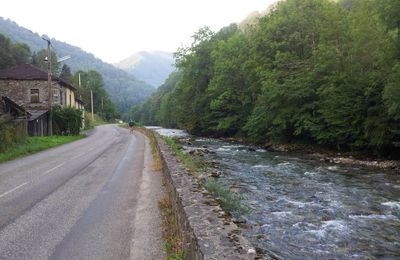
[147,129,257,260]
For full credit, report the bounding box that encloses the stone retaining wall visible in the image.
[147,129,257,260]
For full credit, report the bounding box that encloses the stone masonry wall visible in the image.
[146,129,257,260]
[0,80,61,110]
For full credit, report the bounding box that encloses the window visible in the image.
[53,89,60,104]
[31,89,39,103]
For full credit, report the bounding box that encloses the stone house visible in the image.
[0,64,83,136]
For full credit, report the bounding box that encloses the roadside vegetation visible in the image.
[163,137,199,174]
[124,126,183,258]
[134,126,162,171]
[0,106,86,163]
[52,106,83,135]
[204,179,250,217]
[0,116,27,153]
[0,135,85,163]
[84,112,108,130]
[147,131,162,171]
[158,197,185,260]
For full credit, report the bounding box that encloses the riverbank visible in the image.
[264,142,400,172]
[213,137,400,172]
[172,133,400,259]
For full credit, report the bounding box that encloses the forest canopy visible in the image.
[135,0,400,154]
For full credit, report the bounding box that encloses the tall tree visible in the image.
[59,64,72,81]
[31,51,38,66]
[173,26,216,134]
[0,33,31,69]
[208,28,254,136]
[71,70,118,120]
[35,49,60,75]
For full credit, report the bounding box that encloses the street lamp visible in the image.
[57,55,71,63]
[42,37,52,136]
[41,37,72,136]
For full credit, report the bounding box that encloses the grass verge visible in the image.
[163,136,204,174]
[132,126,162,171]
[159,197,185,260]
[0,135,85,163]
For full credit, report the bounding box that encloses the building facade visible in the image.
[0,64,84,136]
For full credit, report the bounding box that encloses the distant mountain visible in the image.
[0,17,155,115]
[114,51,175,87]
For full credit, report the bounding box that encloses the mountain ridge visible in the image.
[114,50,175,87]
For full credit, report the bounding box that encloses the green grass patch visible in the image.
[164,137,207,176]
[204,179,250,217]
[0,135,85,163]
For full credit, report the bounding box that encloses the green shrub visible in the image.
[0,115,27,152]
[52,106,83,135]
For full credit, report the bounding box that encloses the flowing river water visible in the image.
[150,127,400,259]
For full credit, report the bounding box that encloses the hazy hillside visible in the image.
[114,51,175,87]
[0,17,155,114]
[238,6,274,31]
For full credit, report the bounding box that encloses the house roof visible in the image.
[0,64,77,91]
[27,109,48,121]
[1,96,32,116]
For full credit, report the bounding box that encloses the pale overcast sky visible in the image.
[1,0,277,63]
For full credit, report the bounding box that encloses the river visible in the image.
[150,127,400,259]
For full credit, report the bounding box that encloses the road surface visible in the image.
[0,125,165,259]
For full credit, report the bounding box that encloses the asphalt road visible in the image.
[0,125,165,260]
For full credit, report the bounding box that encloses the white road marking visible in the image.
[0,162,66,200]
[71,153,84,160]
[42,162,65,176]
[0,182,29,199]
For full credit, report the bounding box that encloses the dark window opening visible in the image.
[31,89,39,103]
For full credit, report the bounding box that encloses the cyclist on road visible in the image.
[128,121,135,133]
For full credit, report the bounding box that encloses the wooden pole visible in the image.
[101,97,103,118]
[91,90,94,122]
[46,39,53,136]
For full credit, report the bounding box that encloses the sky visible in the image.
[1,0,277,64]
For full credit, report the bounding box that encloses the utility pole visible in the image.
[101,97,104,118]
[42,37,52,136]
[91,90,94,122]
